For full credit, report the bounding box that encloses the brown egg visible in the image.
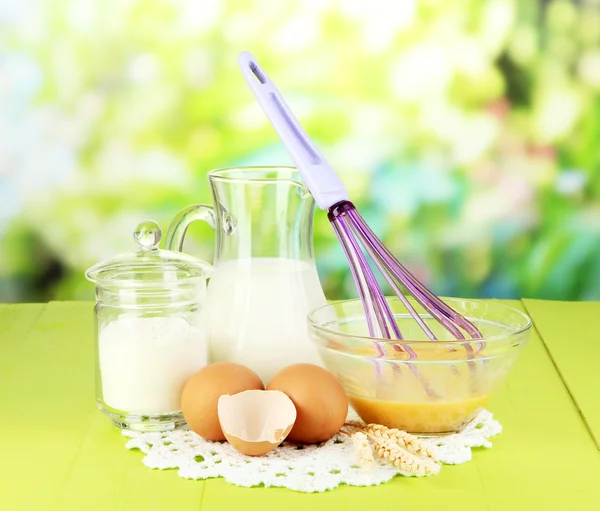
[267,364,348,443]
[181,362,264,441]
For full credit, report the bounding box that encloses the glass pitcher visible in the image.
[165,166,328,382]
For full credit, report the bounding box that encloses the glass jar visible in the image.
[85,220,212,431]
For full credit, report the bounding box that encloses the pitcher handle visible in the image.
[165,204,216,252]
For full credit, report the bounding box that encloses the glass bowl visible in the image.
[307,297,532,435]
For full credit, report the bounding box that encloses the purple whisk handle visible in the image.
[237,52,349,210]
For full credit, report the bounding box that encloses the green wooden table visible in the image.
[1,300,599,511]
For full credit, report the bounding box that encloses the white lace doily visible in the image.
[123,409,501,493]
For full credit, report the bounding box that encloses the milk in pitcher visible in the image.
[206,257,327,382]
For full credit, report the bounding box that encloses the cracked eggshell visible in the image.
[218,390,297,456]
[181,363,264,441]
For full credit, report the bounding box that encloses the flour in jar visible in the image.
[98,316,207,415]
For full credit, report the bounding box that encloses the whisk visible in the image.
[237,52,482,347]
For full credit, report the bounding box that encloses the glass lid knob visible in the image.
[134,220,162,251]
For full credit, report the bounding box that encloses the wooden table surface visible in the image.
[1,300,599,511]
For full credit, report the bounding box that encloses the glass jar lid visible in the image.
[85,220,212,288]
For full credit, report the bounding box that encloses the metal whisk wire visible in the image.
[237,52,483,350]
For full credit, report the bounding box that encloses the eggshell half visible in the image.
[181,363,264,441]
[218,390,297,456]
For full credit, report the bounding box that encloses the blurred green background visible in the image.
[1,0,600,303]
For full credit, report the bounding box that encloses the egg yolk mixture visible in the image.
[348,394,489,434]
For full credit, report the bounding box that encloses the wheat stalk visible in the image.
[342,421,441,477]
[371,435,441,476]
[351,431,375,470]
[363,424,438,461]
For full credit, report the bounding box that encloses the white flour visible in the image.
[98,316,207,415]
